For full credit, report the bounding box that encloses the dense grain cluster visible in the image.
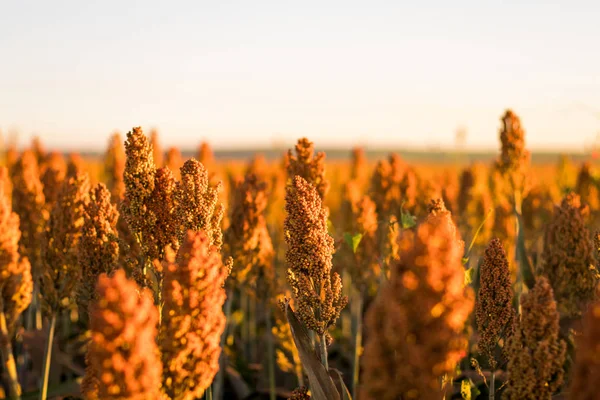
[175,159,225,250]
[0,169,32,398]
[104,133,126,200]
[541,193,599,318]
[83,270,162,400]
[10,150,47,279]
[77,183,120,311]
[506,277,566,400]
[6,110,600,400]
[287,138,330,201]
[476,238,516,370]
[361,200,473,399]
[41,173,90,313]
[160,231,228,400]
[569,302,600,400]
[284,176,346,337]
[224,173,274,289]
[122,127,156,244]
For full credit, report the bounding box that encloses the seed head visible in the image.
[361,205,474,400]
[370,159,394,217]
[497,109,530,178]
[66,153,85,178]
[10,150,48,279]
[41,173,90,313]
[197,141,215,169]
[0,172,32,340]
[541,193,599,318]
[441,170,459,214]
[160,230,228,400]
[122,127,156,235]
[505,277,566,400]
[40,152,67,208]
[0,168,21,274]
[77,183,120,312]
[175,159,225,252]
[0,166,12,203]
[350,146,369,183]
[149,129,163,167]
[286,138,329,201]
[104,133,126,201]
[284,176,347,337]
[348,195,380,295]
[400,167,418,214]
[288,387,310,400]
[145,167,179,261]
[224,173,274,291]
[83,269,162,400]
[476,238,516,370]
[569,302,600,400]
[165,147,183,181]
[30,136,46,165]
[575,162,600,211]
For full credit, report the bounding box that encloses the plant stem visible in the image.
[352,293,363,400]
[205,386,213,400]
[249,294,257,363]
[241,291,249,360]
[0,312,21,399]
[214,291,234,400]
[341,271,352,339]
[489,371,495,400]
[319,334,329,370]
[39,314,57,400]
[266,308,276,400]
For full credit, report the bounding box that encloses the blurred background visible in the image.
[1,1,599,156]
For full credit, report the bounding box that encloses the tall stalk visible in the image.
[0,312,21,399]
[241,291,249,360]
[39,314,57,400]
[214,292,234,400]
[319,334,329,370]
[249,294,257,363]
[489,371,495,400]
[352,292,364,400]
[266,308,276,400]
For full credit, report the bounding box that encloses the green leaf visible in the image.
[460,379,471,400]
[399,201,417,229]
[343,232,363,254]
[464,207,493,261]
[464,267,475,286]
[284,301,341,400]
[400,210,416,229]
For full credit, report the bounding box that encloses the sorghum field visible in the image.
[0,109,598,400]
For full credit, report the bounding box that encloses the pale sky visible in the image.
[1,1,599,151]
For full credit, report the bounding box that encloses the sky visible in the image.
[1,1,599,151]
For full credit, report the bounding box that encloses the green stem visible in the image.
[489,371,495,400]
[205,386,213,400]
[0,312,21,399]
[352,293,363,400]
[39,314,57,400]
